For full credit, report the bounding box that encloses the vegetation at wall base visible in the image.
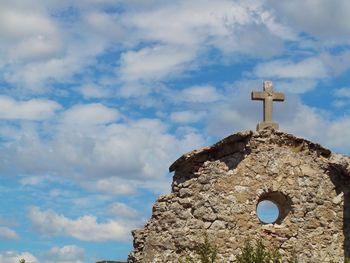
[179,234,218,263]
[180,236,350,263]
[236,239,281,263]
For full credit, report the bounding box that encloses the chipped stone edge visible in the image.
[169,128,350,176]
[169,130,253,172]
[329,153,350,176]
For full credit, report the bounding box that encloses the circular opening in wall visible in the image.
[256,191,293,225]
[256,200,280,224]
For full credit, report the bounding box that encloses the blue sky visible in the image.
[256,200,279,224]
[1,0,350,262]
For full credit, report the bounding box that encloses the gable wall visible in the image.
[128,132,348,263]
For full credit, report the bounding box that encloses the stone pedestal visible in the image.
[257,121,279,131]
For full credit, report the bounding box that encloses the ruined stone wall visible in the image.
[128,130,350,263]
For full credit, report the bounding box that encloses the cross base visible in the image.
[257,122,279,131]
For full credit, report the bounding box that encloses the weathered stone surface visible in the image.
[128,129,350,263]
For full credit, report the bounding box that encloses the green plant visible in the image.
[236,240,350,263]
[194,235,217,263]
[19,260,25,263]
[179,234,218,263]
[286,250,298,263]
[181,236,350,263]
[291,144,303,153]
[236,239,281,263]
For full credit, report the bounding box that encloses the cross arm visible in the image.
[251,91,265,100]
[273,92,285,101]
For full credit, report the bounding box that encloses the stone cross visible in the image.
[251,80,285,131]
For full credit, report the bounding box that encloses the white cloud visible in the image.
[0,111,205,195]
[20,176,49,186]
[0,1,114,92]
[0,251,37,263]
[255,57,328,79]
[252,51,350,94]
[178,85,221,103]
[320,51,350,76]
[28,207,135,241]
[42,245,85,263]
[334,87,350,98]
[85,119,204,180]
[281,103,329,141]
[3,0,349,97]
[123,0,233,46]
[0,245,85,263]
[114,0,299,94]
[84,11,123,41]
[268,0,350,44]
[70,195,111,209]
[62,103,120,126]
[273,79,318,94]
[123,0,293,47]
[108,203,139,219]
[5,55,95,92]
[0,6,58,41]
[281,103,350,154]
[49,189,73,198]
[326,117,350,152]
[9,35,63,62]
[78,84,111,99]
[258,6,296,41]
[0,0,305,95]
[170,110,206,123]
[0,227,20,240]
[207,106,257,137]
[81,176,139,196]
[0,96,61,120]
[91,178,136,195]
[332,87,350,108]
[119,45,195,83]
[332,99,348,108]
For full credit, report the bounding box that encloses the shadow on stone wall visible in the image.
[344,192,350,258]
[170,133,252,188]
[329,166,350,259]
[172,147,250,188]
[172,151,247,190]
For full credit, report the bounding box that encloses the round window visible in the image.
[256,200,280,224]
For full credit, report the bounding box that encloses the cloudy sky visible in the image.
[1,0,350,262]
